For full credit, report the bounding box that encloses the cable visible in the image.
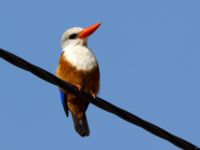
[0,48,199,150]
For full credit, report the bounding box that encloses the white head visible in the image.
[61,23,101,49]
[62,27,87,49]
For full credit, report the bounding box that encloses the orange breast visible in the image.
[56,53,100,119]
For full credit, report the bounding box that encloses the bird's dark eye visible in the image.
[69,33,78,39]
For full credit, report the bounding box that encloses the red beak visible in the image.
[79,22,101,39]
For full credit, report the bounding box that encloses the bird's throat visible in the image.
[62,45,98,71]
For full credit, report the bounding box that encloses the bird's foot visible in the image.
[90,91,96,99]
[77,84,82,91]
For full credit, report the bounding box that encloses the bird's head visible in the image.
[61,22,101,49]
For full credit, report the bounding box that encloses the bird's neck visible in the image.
[62,39,88,49]
[62,44,98,71]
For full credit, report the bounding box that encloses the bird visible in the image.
[56,23,101,137]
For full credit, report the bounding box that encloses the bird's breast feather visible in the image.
[62,46,98,71]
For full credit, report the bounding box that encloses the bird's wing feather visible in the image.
[59,90,69,117]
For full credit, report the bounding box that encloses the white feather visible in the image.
[63,45,98,71]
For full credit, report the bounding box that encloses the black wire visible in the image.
[0,48,199,150]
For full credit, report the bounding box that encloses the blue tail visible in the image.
[59,90,68,117]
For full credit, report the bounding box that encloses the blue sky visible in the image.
[0,0,200,149]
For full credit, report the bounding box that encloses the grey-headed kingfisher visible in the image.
[56,23,101,137]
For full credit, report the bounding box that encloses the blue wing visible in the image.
[59,90,69,117]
